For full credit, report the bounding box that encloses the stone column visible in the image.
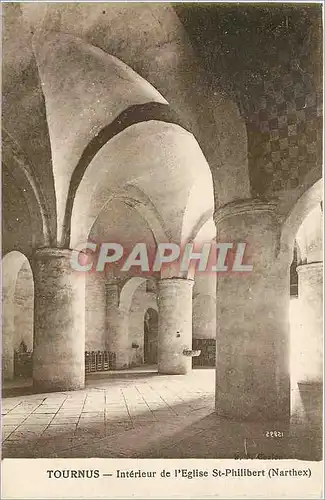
[85,272,106,351]
[291,262,323,460]
[192,274,216,367]
[157,278,194,375]
[193,273,216,340]
[296,262,323,383]
[2,299,14,381]
[215,200,290,421]
[106,282,129,369]
[32,248,86,392]
[2,278,15,380]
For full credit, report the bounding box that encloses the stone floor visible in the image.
[1,368,322,460]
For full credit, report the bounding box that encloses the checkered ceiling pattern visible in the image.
[246,67,322,197]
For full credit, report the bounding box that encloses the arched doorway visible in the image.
[280,179,323,388]
[282,182,323,460]
[144,308,158,365]
[290,203,323,388]
[2,251,34,381]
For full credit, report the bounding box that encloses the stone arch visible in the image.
[176,217,216,281]
[2,251,34,380]
[105,277,158,370]
[64,104,188,247]
[73,184,169,250]
[288,197,323,379]
[32,31,182,246]
[112,185,170,246]
[279,178,323,263]
[2,131,55,251]
[180,170,215,246]
[295,204,323,266]
[185,212,215,245]
[126,279,158,367]
[119,277,147,314]
[70,120,212,255]
[278,179,323,430]
[84,190,161,354]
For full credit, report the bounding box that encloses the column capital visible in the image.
[105,277,121,287]
[33,247,73,260]
[296,261,323,274]
[158,277,194,289]
[214,198,277,225]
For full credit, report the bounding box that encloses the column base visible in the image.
[33,379,85,393]
[110,363,129,371]
[158,368,189,375]
[216,388,290,423]
[2,364,14,381]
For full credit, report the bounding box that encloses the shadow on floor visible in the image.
[2,379,34,398]
[2,366,211,397]
[2,395,322,461]
[2,373,322,461]
[140,413,322,461]
[2,368,159,398]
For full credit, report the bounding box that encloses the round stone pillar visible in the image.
[106,282,129,369]
[296,262,323,382]
[215,200,290,421]
[32,248,85,392]
[193,273,216,340]
[157,278,194,375]
[2,289,14,381]
[192,274,216,367]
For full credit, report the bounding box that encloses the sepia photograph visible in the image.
[1,1,323,498]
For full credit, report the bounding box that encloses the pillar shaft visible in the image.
[215,200,290,421]
[85,272,106,351]
[2,327,14,381]
[158,278,194,375]
[193,273,216,340]
[106,282,129,369]
[2,291,14,380]
[296,262,323,382]
[32,248,85,392]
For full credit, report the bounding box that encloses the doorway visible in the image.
[143,308,158,364]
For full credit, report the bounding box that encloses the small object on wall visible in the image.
[132,342,140,349]
[183,349,201,357]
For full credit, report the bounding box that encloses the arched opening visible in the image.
[144,308,158,365]
[289,203,323,390]
[2,251,34,383]
[280,180,323,460]
[280,181,323,390]
[126,279,158,369]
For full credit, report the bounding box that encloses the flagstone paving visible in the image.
[1,368,321,460]
[2,368,215,458]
